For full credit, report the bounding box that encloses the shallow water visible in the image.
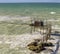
[0,3,60,54]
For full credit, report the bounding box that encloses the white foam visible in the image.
[50,11,56,14]
[0,15,30,21]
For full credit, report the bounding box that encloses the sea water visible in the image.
[0,3,60,35]
[0,3,60,18]
[0,3,60,54]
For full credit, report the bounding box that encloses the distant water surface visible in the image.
[0,3,60,18]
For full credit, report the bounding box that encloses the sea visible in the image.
[0,3,60,34]
[0,3,60,54]
[0,3,60,19]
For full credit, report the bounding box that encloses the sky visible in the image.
[0,0,60,3]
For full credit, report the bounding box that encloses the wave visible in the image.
[0,15,31,21]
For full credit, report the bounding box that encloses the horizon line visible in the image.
[0,1,60,3]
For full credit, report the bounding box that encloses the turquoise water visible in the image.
[0,3,60,18]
